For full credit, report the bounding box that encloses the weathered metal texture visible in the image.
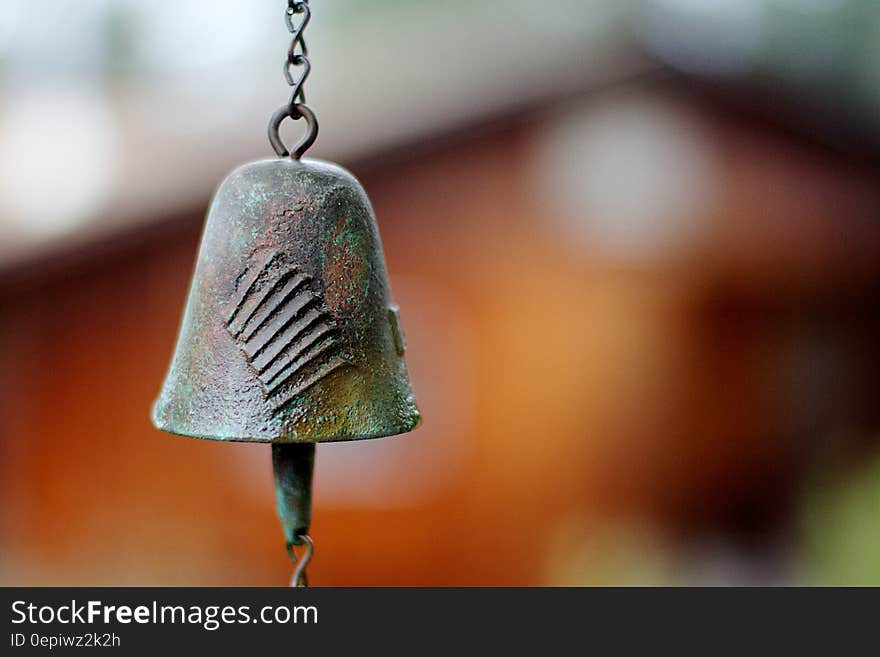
[152,157,421,442]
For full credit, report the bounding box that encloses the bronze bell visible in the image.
[152,156,421,563]
[153,157,420,442]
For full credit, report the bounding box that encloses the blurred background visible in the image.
[2,0,880,586]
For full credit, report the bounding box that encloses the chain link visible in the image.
[287,534,314,588]
[284,0,311,114]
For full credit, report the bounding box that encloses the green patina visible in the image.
[322,214,371,315]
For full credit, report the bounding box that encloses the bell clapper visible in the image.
[272,443,316,586]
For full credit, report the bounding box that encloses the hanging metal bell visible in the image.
[152,157,421,443]
[152,1,417,581]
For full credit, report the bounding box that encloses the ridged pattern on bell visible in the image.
[151,157,421,443]
[225,249,349,414]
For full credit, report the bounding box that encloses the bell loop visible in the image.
[269,103,319,160]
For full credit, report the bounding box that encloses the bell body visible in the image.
[153,157,420,443]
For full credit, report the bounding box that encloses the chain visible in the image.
[284,0,311,111]
[268,0,318,159]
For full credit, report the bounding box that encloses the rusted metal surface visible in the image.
[152,157,421,443]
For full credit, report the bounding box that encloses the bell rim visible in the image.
[151,406,421,444]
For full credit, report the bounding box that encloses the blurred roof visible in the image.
[0,0,639,270]
[3,0,880,272]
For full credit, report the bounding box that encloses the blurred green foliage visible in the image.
[798,448,880,586]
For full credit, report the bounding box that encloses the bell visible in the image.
[152,156,421,557]
[153,0,420,584]
[153,156,420,443]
